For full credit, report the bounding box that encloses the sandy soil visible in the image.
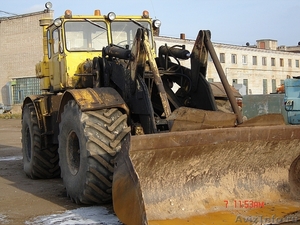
[1,118,299,225]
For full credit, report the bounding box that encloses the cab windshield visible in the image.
[64,21,108,51]
[111,21,152,49]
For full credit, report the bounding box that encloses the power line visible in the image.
[149,0,156,19]
[0,10,18,16]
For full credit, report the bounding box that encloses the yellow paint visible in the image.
[149,203,300,225]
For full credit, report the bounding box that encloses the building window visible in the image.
[232,79,238,85]
[263,79,268,94]
[280,58,284,67]
[262,57,267,66]
[253,56,257,65]
[272,79,277,93]
[219,53,225,63]
[208,78,214,82]
[271,58,275,66]
[296,60,299,68]
[242,55,247,65]
[288,59,292,67]
[231,54,237,64]
[243,79,248,95]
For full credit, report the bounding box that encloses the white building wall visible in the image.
[155,36,300,95]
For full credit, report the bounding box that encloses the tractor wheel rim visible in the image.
[25,126,32,161]
[67,131,80,175]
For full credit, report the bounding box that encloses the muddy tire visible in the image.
[22,103,60,179]
[58,100,130,204]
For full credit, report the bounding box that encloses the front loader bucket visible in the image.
[113,125,300,225]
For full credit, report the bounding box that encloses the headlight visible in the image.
[54,18,62,27]
[45,2,52,9]
[107,12,116,21]
[153,19,161,28]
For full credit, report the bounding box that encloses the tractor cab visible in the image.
[36,6,160,92]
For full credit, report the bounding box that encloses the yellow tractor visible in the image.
[22,2,300,224]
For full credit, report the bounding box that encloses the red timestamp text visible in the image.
[224,200,264,208]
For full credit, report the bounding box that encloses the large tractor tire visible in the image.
[22,103,60,179]
[58,100,130,204]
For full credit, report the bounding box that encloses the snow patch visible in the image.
[0,214,9,224]
[25,206,122,225]
[0,156,22,161]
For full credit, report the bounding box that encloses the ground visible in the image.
[1,118,300,225]
[0,118,121,225]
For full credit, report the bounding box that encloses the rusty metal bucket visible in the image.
[112,113,300,225]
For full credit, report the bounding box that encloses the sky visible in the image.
[1,0,300,46]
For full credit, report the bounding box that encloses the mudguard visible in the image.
[57,87,129,121]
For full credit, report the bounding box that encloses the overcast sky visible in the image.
[1,0,300,46]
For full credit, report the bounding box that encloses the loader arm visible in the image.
[189,30,217,111]
[142,29,171,118]
[130,28,172,118]
[202,30,243,124]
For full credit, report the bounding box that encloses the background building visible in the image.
[155,36,300,95]
[1,9,300,112]
[0,9,53,109]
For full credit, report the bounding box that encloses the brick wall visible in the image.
[0,10,53,104]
